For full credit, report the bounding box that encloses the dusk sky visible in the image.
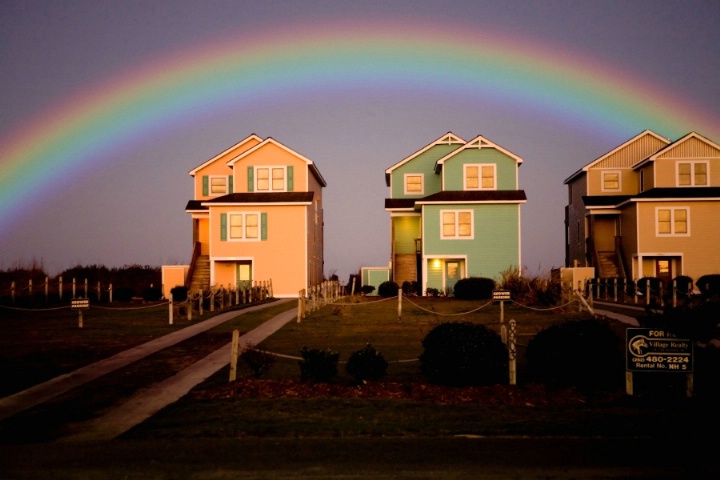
[1,1,719,281]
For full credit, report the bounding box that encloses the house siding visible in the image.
[442,149,517,191]
[423,203,520,278]
[390,145,459,198]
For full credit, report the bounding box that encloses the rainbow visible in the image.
[1,18,718,227]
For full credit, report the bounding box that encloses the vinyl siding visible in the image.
[390,144,460,198]
[392,216,421,255]
[442,149,518,191]
[422,203,520,278]
[587,168,638,195]
[234,143,310,193]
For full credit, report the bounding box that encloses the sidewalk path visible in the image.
[0,299,294,422]
[59,306,297,442]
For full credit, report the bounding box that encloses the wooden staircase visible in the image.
[187,254,211,293]
[596,251,621,279]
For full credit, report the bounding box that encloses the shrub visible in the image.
[113,287,135,302]
[377,281,399,297]
[142,286,162,302]
[170,286,188,302]
[359,285,375,295]
[697,274,720,300]
[402,281,421,296]
[637,277,663,296]
[425,287,440,297]
[672,275,694,300]
[452,277,495,300]
[298,347,339,383]
[526,318,624,391]
[419,322,508,386]
[241,345,275,379]
[345,343,389,383]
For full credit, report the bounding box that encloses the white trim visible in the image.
[254,165,288,192]
[655,206,690,237]
[385,132,466,176]
[208,175,229,196]
[601,170,622,192]
[227,211,262,241]
[463,163,497,190]
[189,134,263,176]
[675,160,709,187]
[440,209,474,240]
[403,173,424,195]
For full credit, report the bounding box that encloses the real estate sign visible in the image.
[626,328,693,372]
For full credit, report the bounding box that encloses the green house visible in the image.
[385,133,526,295]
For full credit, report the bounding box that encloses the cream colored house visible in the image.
[168,134,326,298]
[564,130,720,284]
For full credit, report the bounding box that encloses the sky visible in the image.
[1,0,719,282]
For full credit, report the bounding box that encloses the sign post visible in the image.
[492,289,511,324]
[71,298,89,328]
[626,328,693,397]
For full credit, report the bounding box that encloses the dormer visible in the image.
[385,132,465,199]
[189,134,263,200]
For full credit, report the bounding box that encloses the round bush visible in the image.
[298,347,339,383]
[378,281,399,297]
[419,321,508,386]
[345,343,389,382]
[170,286,188,302]
[452,277,496,300]
[526,318,624,391]
[637,277,663,296]
[697,274,720,299]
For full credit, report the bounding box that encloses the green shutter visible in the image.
[287,166,294,191]
[202,176,208,196]
[261,213,267,240]
[228,175,233,193]
[220,213,227,241]
[247,167,254,192]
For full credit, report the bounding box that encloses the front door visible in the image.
[655,259,672,288]
[236,261,253,289]
[445,261,461,295]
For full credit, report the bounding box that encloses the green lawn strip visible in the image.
[0,299,290,396]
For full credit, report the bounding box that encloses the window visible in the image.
[202,175,232,196]
[254,166,292,192]
[441,210,473,239]
[221,212,265,241]
[677,161,708,186]
[465,164,496,190]
[602,171,621,192]
[404,174,423,195]
[656,207,689,236]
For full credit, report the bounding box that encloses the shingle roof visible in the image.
[583,187,720,207]
[186,192,315,211]
[385,190,527,210]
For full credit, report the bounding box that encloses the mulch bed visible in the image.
[192,379,600,406]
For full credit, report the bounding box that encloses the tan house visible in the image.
[167,134,326,298]
[564,130,720,285]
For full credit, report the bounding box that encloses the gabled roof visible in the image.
[201,192,315,206]
[188,134,264,176]
[637,131,720,167]
[564,130,670,184]
[433,135,523,173]
[384,132,465,186]
[227,137,327,187]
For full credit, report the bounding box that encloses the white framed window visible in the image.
[209,175,228,195]
[404,174,424,195]
[656,207,689,236]
[601,171,621,192]
[677,161,708,186]
[464,164,496,190]
[256,166,286,192]
[441,210,473,239]
[228,212,260,241]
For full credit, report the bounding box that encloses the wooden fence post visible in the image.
[508,319,517,385]
[59,276,63,302]
[109,283,113,303]
[169,293,174,325]
[11,281,15,304]
[229,329,239,382]
[45,276,49,302]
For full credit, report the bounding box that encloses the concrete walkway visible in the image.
[0,299,295,424]
[59,305,297,442]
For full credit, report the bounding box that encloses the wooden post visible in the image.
[210,288,215,312]
[84,278,88,299]
[646,281,650,306]
[500,299,505,324]
[350,277,356,298]
[397,288,402,322]
[686,373,694,398]
[45,276,49,302]
[229,329,240,382]
[78,309,83,329]
[59,276,63,302]
[29,279,32,298]
[634,278,638,304]
[97,281,101,302]
[73,278,76,299]
[198,292,203,316]
[187,297,192,321]
[672,279,677,308]
[169,293,174,325]
[508,319,517,385]
[109,283,113,303]
[297,290,303,323]
[11,281,15,304]
[613,278,618,302]
[625,371,633,396]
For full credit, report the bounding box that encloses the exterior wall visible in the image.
[307,191,323,287]
[587,168,638,195]
[391,214,421,285]
[390,144,459,198]
[208,204,308,296]
[442,148,518,191]
[194,163,233,200]
[566,174,588,266]
[619,204,638,275]
[635,200,720,280]
[422,203,520,280]
[233,142,310,193]
[652,156,720,188]
[161,265,189,299]
[198,217,210,255]
[638,164,654,191]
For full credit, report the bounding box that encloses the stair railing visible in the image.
[185,241,202,289]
